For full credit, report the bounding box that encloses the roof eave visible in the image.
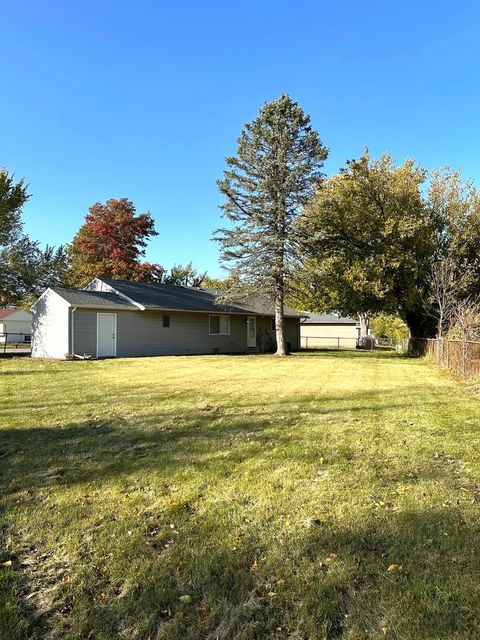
[139,305,304,318]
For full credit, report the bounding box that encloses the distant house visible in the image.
[31,278,305,359]
[300,312,368,349]
[0,307,32,343]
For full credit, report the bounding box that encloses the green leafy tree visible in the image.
[424,169,480,336]
[370,314,409,342]
[162,262,207,287]
[296,151,441,338]
[0,169,28,246]
[1,239,70,307]
[215,94,328,355]
[201,273,240,291]
[0,168,70,306]
[69,198,163,286]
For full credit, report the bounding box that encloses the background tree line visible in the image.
[291,153,480,339]
[0,175,209,307]
[3,94,480,349]
[214,95,480,349]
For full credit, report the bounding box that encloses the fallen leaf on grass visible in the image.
[179,595,191,604]
[387,564,402,573]
[199,605,210,620]
[1,560,12,567]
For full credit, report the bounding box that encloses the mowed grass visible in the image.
[2,352,480,639]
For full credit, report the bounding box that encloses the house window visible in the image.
[163,315,170,327]
[209,315,230,335]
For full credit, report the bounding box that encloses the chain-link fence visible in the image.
[0,333,32,357]
[300,336,378,351]
[408,338,480,378]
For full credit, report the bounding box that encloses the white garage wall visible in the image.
[31,290,70,359]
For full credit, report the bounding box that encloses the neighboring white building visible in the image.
[300,313,370,350]
[0,307,32,342]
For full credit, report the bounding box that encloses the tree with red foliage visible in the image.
[69,198,164,286]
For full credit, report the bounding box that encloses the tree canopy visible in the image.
[0,168,69,306]
[0,169,28,246]
[162,262,207,287]
[294,152,480,338]
[215,94,328,354]
[69,198,163,286]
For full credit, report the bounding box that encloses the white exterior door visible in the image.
[247,316,256,348]
[97,313,117,358]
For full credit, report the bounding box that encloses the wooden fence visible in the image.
[408,338,480,378]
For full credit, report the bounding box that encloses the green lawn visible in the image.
[2,352,480,639]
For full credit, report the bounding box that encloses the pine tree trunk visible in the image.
[274,280,288,356]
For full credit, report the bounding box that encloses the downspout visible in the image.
[71,307,76,356]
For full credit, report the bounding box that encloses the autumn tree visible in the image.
[69,198,163,286]
[215,94,328,355]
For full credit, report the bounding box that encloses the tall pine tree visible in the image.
[215,94,328,355]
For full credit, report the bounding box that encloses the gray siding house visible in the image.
[31,278,303,359]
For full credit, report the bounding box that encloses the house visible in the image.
[31,277,304,359]
[300,312,368,349]
[0,307,32,343]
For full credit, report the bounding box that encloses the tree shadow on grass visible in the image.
[3,371,477,516]
[12,502,480,640]
[2,382,480,639]
[0,383,462,495]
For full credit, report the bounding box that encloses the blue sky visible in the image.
[1,1,479,277]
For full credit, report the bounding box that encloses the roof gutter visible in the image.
[128,306,306,318]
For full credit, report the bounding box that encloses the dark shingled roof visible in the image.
[302,312,359,325]
[52,288,138,310]
[99,278,305,317]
